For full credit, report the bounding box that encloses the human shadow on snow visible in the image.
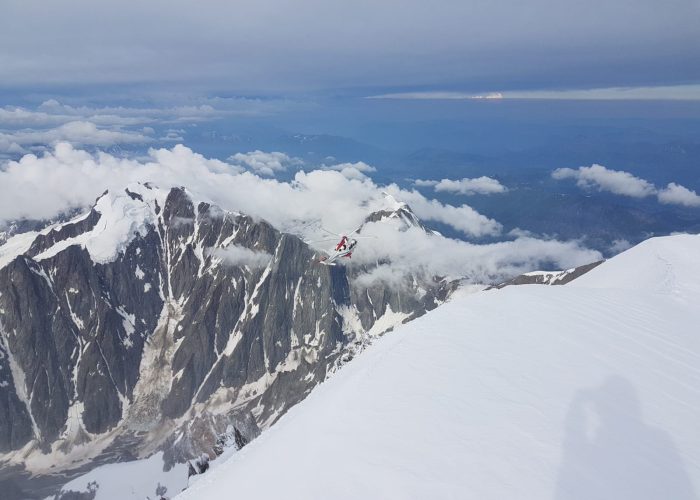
[555,375,696,500]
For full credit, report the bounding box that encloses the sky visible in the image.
[1,0,699,281]
[2,0,699,97]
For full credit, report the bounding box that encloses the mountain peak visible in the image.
[360,192,436,235]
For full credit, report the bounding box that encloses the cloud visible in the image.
[0,121,151,152]
[2,0,698,94]
[0,143,603,284]
[209,245,272,269]
[1,98,294,134]
[552,164,656,198]
[552,164,700,208]
[322,161,377,180]
[389,190,502,237]
[657,183,700,207]
[228,150,302,177]
[367,85,700,101]
[0,143,500,238]
[349,221,601,285]
[368,91,505,100]
[608,239,632,254]
[430,177,508,195]
[413,179,438,187]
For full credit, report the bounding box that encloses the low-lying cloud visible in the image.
[322,161,376,180]
[228,150,302,177]
[209,245,272,269]
[0,121,151,155]
[349,220,601,285]
[416,176,508,195]
[552,164,700,208]
[552,164,656,198]
[0,143,603,283]
[657,183,700,207]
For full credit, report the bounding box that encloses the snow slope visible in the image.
[54,452,188,500]
[176,234,700,500]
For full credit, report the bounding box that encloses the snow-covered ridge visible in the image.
[175,232,700,500]
[36,184,168,264]
[571,233,700,295]
[0,183,171,269]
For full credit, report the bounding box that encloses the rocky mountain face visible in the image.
[0,183,455,495]
[488,260,604,289]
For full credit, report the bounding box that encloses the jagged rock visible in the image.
[488,260,604,289]
[0,183,454,496]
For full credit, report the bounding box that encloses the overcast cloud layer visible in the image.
[0,143,602,283]
[2,0,699,94]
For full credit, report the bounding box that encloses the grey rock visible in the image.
[0,183,455,497]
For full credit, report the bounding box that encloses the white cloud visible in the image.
[322,161,377,180]
[609,239,632,254]
[552,164,700,208]
[432,177,507,195]
[228,150,302,177]
[0,143,602,284]
[552,164,656,198]
[657,183,700,207]
[390,190,502,237]
[209,245,272,269]
[350,220,601,285]
[413,179,439,187]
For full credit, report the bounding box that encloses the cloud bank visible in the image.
[2,0,698,93]
[552,164,700,208]
[0,143,602,283]
[0,121,151,155]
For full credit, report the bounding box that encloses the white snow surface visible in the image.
[35,183,166,264]
[177,233,700,500]
[55,452,188,500]
[0,230,37,269]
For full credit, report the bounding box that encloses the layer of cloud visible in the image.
[552,164,700,208]
[228,150,303,177]
[416,176,507,195]
[0,121,151,154]
[0,143,603,283]
[367,85,700,101]
[209,245,272,269]
[1,0,698,93]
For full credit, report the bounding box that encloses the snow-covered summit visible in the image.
[176,232,700,500]
[570,233,700,295]
[38,183,168,264]
[361,192,436,234]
